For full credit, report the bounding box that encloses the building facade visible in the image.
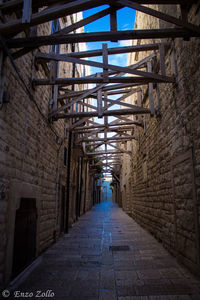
[0,13,95,288]
[120,4,200,275]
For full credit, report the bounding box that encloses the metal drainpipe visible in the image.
[54,141,62,241]
[83,159,88,213]
[65,43,75,233]
[79,157,83,217]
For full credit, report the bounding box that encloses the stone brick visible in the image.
[0,14,93,288]
[120,4,200,276]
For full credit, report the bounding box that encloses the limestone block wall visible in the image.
[121,4,200,275]
[0,13,93,287]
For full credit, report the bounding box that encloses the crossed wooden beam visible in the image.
[0,0,199,173]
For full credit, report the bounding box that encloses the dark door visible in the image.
[12,198,37,278]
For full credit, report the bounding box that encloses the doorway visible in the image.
[12,198,37,278]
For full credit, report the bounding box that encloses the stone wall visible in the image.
[0,13,93,288]
[121,4,200,275]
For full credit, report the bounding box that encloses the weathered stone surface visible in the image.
[6,202,200,299]
[0,15,92,288]
[120,4,200,276]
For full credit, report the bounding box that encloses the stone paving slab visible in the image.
[6,202,200,300]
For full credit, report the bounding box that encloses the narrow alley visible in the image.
[1,1,200,297]
[7,201,200,300]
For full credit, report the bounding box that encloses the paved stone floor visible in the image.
[8,202,200,299]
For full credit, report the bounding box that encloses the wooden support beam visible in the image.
[102,91,143,110]
[36,43,170,60]
[6,29,200,49]
[107,143,132,155]
[58,83,132,101]
[0,0,68,13]
[0,0,195,13]
[33,76,175,88]
[97,72,103,118]
[65,98,116,130]
[13,7,114,59]
[113,173,120,183]
[86,150,132,156]
[32,52,174,81]
[102,83,145,91]
[55,83,105,113]
[102,44,109,82]
[159,43,166,76]
[130,0,194,3]
[0,0,107,36]
[181,5,188,23]
[79,135,137,142]
[57,7,113,35]
[78,101,97,110]
[110,6,118,32]
[136,89,143,122]
[72,121,143,131]
[147,61,155,116]
[117,0,200,34]
[74,125,137,134]
[87,150,131,156]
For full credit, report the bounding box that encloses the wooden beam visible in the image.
[147,61,155,116]
[74,125,137,134]
[0,0,68,13]
[33,52,174,81]
[67,99,115,130]
[54,107,150,120]
[129,0,194,3]
[78,101,97,111]
[13,6,114,59]
[35,42,170,60]
[159,43,166,76]
[102,43,109,82]
[102,83,145,91]
[86,150,132,155]
[107,143,132,155]
[113,173,120,183]
[65,88,135,100]
[6,29,200,49]
[102,91,143,110]
[33,76,175,87]
[73,121,143,131]
[0,0,194,13]
[54,83,105,113]
[110,6,117,32]
[0,0,107,36]
[58,7,113,35]
[58,88,138,100]
[117,0,200,34]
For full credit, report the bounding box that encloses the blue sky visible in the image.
[82,6,136,165]
[83,5,136,71]
[83,6,136,113]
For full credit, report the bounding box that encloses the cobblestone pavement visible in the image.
[8,202,200,300]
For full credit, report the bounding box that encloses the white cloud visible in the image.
[109,53,127,67]
[119,40,132,47]
[122,23,130,30]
